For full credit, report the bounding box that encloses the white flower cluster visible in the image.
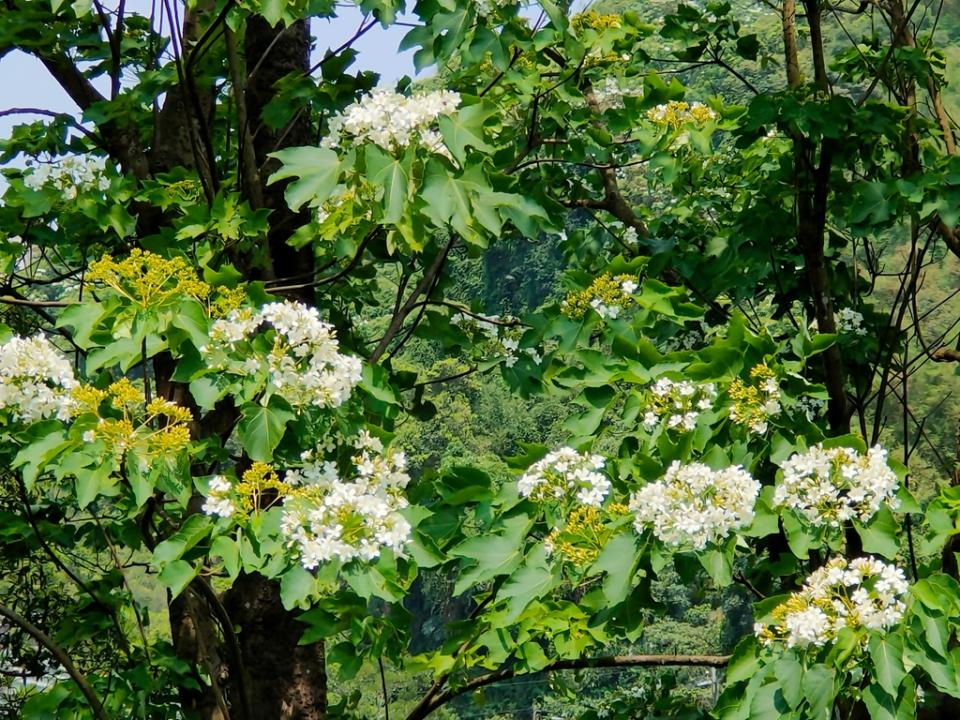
[773,444,899,528]
[202,300,363,410]
[643,378,717,432]
[321,88,461,154]
[450,312,542,366]
[795,396,826,421]
[281,432,412,567]
[22,155,111,200]
[837,307,867,336]
[201,475,236,518]
[629,461,759,550]
[518,447,610,507]
[756,557,908,648]
[0,334,77,423]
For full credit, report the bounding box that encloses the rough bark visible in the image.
[223,574,327,720]
[783,0,851,434]
[243,16,316,296]
[216,16,327,720]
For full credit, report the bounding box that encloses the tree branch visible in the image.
[406,654,731,720]
[369,237,456,363]
[0,603,110,720]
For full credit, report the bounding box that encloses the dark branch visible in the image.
[0,603,110,720]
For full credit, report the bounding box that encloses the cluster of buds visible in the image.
[728,364,781,434]
[646,101,717,129]
[73,378,193,458]
[562,274,639,320]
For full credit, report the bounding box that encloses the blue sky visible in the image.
[0,3,414,141]
[0,1,593,147]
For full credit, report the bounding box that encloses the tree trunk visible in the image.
[217,16,327,719]
[223,574,327,719]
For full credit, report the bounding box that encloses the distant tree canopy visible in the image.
[1,0,960,719]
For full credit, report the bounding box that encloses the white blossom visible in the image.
[0,334,77,422]
[629,461,759,550]
[281,437,412,567]
[773,444,899,528]
[321,88,460,154]
[837,307,867,336]
[202,300,363,411]
[450,311,542,367]
[202,475,236,518]
[518,447,610,507]
[757,557,908,648]
[22,155,111,201]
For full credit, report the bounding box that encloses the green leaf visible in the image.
[589,531,638,604]
[268,147,341,211]
[744,485,780,538]
[802,664,836,720]
[451,515,531,594]
[776,654,804,709]
[260,0,284,25]
[725,635,760,684]
[849,181,893,227]
[500,545,559,620]
[856,505,900,559]
[365,144,410,224]
[190,376,227,412]
[749,680,789,720]
[436,466,493,504]
[169,299,210,350]
[153,515,213,565]
[158,559,199,598]
[56,302,104,349]
[437,101,496,163]
[869,633,905,696]
[698,544,734,586]
[911,574,960,613]
[13,428,70,490]
[781,510,816,559]
[862,684,896,720]
[420,163,480,246]
[124,453,156,508]
[211,536,240,578]
[237,398,295,462]
[280,564,317,610]
[73,463,115,507]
